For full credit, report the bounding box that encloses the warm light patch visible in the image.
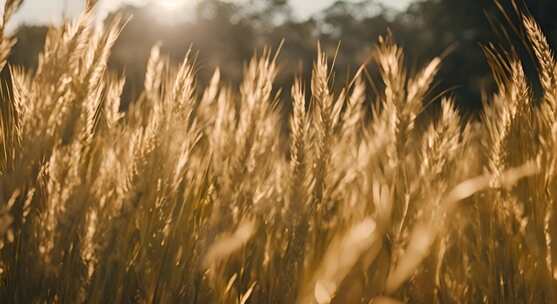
[157,0,187,9]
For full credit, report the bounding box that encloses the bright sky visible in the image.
[3,0,414,27]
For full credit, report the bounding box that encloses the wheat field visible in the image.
[1,0,557,303]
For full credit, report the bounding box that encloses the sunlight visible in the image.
[156,0,187,10]
[149,0,196,23]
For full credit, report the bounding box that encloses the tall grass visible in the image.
[0,1,556,303]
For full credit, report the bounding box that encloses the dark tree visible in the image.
[6,0,557,114]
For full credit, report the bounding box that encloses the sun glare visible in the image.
[150,0,197,22]
[157,0,187,9]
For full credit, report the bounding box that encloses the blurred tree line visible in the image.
[7,0,557,113]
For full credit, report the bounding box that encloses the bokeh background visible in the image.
[5,0,557,114]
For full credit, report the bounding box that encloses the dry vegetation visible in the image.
[1,0,557,303]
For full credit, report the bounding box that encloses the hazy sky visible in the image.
[4,0,414,27]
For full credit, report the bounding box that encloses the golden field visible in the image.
[1,0,557,303]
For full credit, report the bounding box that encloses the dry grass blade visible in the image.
[1,0,22,29]
[523,16,557,105]
[385,161,539,294]
[300,218,379,304]
[203,218,256,269]
[86,0,98,12]
[0,84,19,173]
[0,0,22,71]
